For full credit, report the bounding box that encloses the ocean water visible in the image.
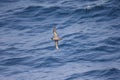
[0,0,120,80]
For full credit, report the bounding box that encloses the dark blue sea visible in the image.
[0,0,120,80]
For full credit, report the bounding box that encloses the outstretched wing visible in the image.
[55,41,59,49]
[53,27,58,37]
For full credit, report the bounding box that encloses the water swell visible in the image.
[0,0,20,3]
[0,0,120,80]
[0,56,31,66]
[65,68,120,80]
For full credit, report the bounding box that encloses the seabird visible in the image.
[51,27,62,49]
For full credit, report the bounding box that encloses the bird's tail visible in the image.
[55,41,59,49]
[56,45,59,49]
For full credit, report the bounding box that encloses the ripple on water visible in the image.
[0,0,120,80]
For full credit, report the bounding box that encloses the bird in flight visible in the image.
[51,27,62,49]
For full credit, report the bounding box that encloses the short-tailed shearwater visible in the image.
[51,27,62,49]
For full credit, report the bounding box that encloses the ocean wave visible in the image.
[0,0,120,80]
[0,0,20,3]
[65,68,120,80]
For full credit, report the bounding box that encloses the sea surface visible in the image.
[0,0,120,80]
